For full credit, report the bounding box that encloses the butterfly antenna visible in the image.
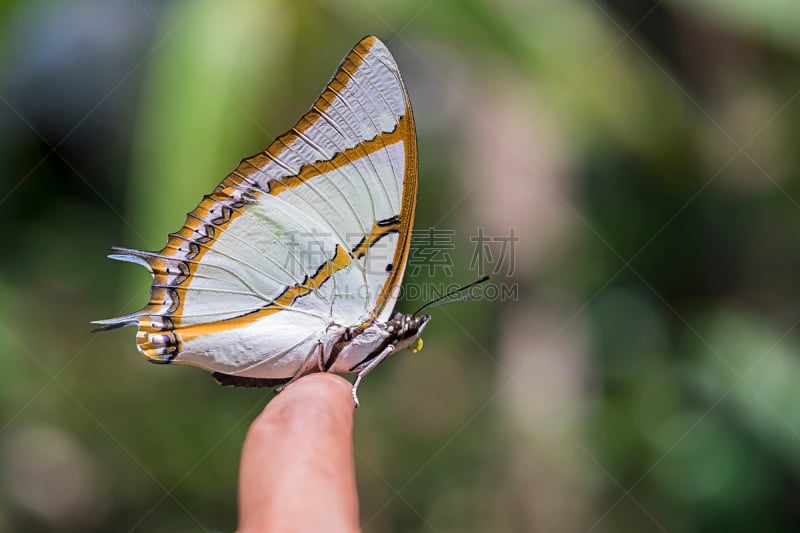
[413,275,492,316]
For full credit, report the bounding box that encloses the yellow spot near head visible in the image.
[408,337,423,353]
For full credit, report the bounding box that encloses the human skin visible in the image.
[238,374,360,532]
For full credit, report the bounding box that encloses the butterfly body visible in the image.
[326,312,430,374]
[94,36,425,404]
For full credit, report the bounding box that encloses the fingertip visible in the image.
[273,373,354,411]
[249,374,354,437]
[239,374,359,532]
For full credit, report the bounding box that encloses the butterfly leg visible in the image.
[274,341,324,394]
[351,345,396,408]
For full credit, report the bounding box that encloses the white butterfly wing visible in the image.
[94,36,417,380]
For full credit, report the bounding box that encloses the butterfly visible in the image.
[93,36,429,406]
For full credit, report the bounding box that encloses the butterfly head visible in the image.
[388,312,431,353]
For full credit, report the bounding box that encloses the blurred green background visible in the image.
[2,0,800,531]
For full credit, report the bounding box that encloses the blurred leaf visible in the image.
[127,0,292,251]
[685,309,800,470]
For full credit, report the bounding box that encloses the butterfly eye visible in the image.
[408,337,423,353]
